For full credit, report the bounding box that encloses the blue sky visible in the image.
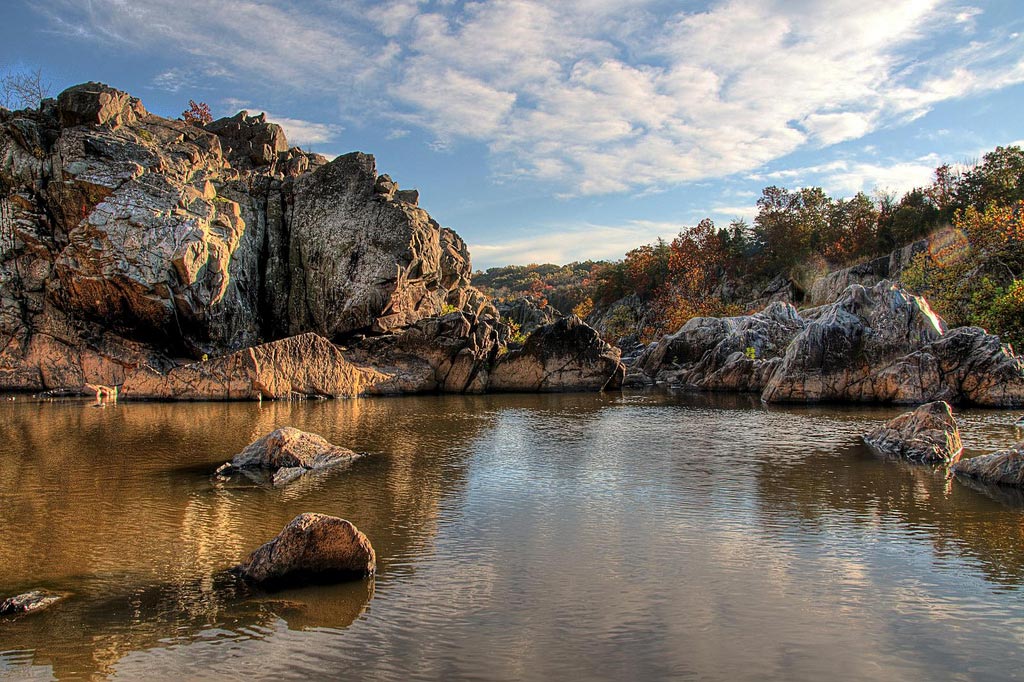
[2,0,1023,269]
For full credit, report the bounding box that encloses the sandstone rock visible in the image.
[862,401,963,463]
[233,513,375,589]
[221,427,361,486]
[56,82,147,129]
[489,316,624,392]
[953,442,1024,487]
[0,590,63,617]
[120,333,387,400]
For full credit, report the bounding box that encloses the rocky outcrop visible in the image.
[0,82,483,357]
[636,281,1024,406]
[233,513,375,589]
[953,443,1024,488]
[632,301,804,392]
[217,427,361,486]
[0,589,64,618]
[489,316,625,392]
[497,297,561,335]
[0,82,620,399]
[807,239,929,306]
[862,401,963,463]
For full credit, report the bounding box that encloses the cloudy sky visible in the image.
[2,0,1023,268]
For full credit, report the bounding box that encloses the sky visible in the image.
[2,0,1023,269]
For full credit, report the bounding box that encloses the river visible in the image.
[1,391,1023,681]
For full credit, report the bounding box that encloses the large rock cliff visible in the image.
[0,82,623,397]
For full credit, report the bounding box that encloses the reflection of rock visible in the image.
[489,316,625,392]
[862,401,963,463]
[635,281,1024,407]
[233,514,376,589]
[0,589,64,617]
[953,442,1024,488]
[218,427,362,487]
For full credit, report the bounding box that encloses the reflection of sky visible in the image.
[3,394,1024,680]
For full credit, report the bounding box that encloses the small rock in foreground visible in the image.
[953,442,1024,488]
[862,401,963,463]
[233,513,376,589]
[219,427,361,486]
[0,590,64,618]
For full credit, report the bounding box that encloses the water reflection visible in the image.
[2,392,1024,681]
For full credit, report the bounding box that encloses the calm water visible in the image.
[1,391,1024,681]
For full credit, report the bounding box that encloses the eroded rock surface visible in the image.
[489,316,625,392]
[634,281,1024,407]
[953,443,1024,488]
[863,401,963,463]
[219,427,361,486]
[233,513,376,589]
[0,82,631,400]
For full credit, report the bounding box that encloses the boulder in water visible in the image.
[233,513,376,589]
[218,427,361,486]
[0,590,64,618]
[862,401,963,463]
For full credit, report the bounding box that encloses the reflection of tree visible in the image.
[755,442,1024,585]
[0,393,512,678]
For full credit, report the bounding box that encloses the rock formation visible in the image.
[489,316,625,392]
[216,427,362,486]
[634,280,1024,407]
[0,82,622,398]
[953,442,1024,488]
[496,297,561,335]
[233,513,375,589]
[862,401,963,463]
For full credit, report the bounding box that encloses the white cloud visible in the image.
[38,0,1024,197]
[470,219,695,269]
[752,154,945,196]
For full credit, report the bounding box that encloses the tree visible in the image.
[0,66,51,110]
[182,99,213,126]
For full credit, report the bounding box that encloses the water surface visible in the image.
[1,392,1023,681]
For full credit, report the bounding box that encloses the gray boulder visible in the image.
[233,513,376,589]
[862,401,963,463]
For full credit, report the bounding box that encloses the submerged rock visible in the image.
[233,513,375,589]
[219,427,361,486]
[953,442,1024,488]
[862,401,963,463]
[0,590,64,618]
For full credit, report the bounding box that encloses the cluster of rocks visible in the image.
[631,280,1024,407]
[861,401,1024,492]
[2,427,378,618]
[0,82,624,398]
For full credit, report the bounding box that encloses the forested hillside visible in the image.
[474,146,1024,346]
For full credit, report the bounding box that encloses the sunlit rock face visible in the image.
[0,82,505,394]
[863,400,963,463]
[635,280,1024,407]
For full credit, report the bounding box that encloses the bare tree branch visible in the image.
[1,67,52,110]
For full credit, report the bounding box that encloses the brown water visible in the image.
[1,391,1024,681]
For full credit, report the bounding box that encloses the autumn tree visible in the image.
[182,99,213,126]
